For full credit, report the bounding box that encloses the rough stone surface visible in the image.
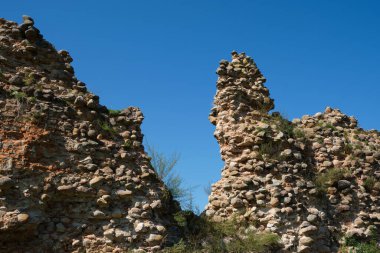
[0,17,180,252]
[206,52,380,252]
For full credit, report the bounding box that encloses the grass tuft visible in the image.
[315,168,347,193]
[363,176,377,192]
[23,73,35,85]
[163,215,281,253]
[98,120,117,135]
[109,109,121,117]
[11,91,27,102]
[340,230,379,253]
[271,113,294,138]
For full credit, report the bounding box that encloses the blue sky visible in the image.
[3,0,380,210]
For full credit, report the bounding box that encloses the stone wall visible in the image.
[205,52,380,252]
[0,16,180,252]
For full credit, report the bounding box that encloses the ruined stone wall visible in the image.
[1,15,379,253]
[0,17,180,253]
[205,52,380,252]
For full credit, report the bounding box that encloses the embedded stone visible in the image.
[104,228,115,240]
[306,214,317,222]
[299,236,314,245]
[0,176,13,189]
[337,180,350,190]
[93,210,106,219]
[25,28,38,41]
[299,225,317,235]
[116,189,132,198]
[146,234,163,245]
[89,176,104,187]
[17,213,29,223]
[134,223,145,233]
[231,197,244,208]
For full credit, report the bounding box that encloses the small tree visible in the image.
[147,145,197,211]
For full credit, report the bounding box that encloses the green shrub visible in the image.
[164,215,281,253]
[315,168,346,193]
[109,109,121,117]
[161,188,172,203]
[98,120,116,135]
[293,128,306,139]
[226,232,281,253]
[341,234,379,253]
[30,111,44,124]
[317,121,337,131]
[173,212,189,228]
[325,123,337,130]
[271,113,294,138]
[258,141,286,162]
[123,139,132,149]
[343,143,353,155]
[27,96,37,104]
[258,141,274,157]
[23,73,35,85]
[363,176,377,192]
[11,91,27,102]
[163,240,188,253]
[267,112,306,140]
[173,210,197,230]
[212,217,239,237]
[353,143,363,150]
[256,126,271,136]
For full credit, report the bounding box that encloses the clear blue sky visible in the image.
[3,0,380,210]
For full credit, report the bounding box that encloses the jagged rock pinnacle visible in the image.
[18,15,41,42]
[210,52,274,126]
[22,15,34,25]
